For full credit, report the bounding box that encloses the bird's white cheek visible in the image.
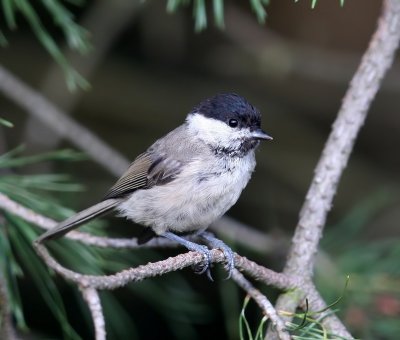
[186,113,250,147]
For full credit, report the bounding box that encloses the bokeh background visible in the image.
[1,0,399,339]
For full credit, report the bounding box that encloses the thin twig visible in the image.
[231,269,290,340]
[0,192,56,230]
[270,0,400,338]
[236,256,297,291]
[33,242,297,291]
[80,287,106,340]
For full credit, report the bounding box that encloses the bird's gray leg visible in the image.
[162,232,214,280]
[196,231,235,279]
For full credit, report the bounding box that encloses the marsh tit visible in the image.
[37,93,272,278]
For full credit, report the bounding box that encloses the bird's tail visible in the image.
[36,198,120,243]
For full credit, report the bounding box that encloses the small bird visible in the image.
[37,93,272,278]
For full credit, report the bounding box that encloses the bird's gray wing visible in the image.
[103,152,153,199]
[103,152,184,199]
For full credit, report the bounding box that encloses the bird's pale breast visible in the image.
[116,151,256,234]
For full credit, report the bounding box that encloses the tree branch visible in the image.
[80,288,106,340]
[231,270,290,340]
[270,0,400,336]
[33,241,297,291]
[286,0,400,278]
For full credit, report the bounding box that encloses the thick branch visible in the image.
[271,0,400,337]
[286,0,400,278]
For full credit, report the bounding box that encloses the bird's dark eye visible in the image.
[228,119,238,128]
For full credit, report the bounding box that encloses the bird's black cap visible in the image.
[192,93,262,130]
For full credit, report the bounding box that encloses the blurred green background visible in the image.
[0,0,399,339]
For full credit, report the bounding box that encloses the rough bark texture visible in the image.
[285,0,400,278]
[269,0,400,338]
[81,288,106,340]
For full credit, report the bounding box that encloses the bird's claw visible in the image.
[162,231,234,281]
[220,246,235,280]
[199,232,235,280]
[190,244,214,281]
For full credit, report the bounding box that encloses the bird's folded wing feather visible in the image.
[104,152,184,199]
[104,152,153,199]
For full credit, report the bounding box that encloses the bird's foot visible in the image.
[198,231,235,279]
[162,232,214,280]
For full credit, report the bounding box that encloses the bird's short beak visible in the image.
[251,129,273,141]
